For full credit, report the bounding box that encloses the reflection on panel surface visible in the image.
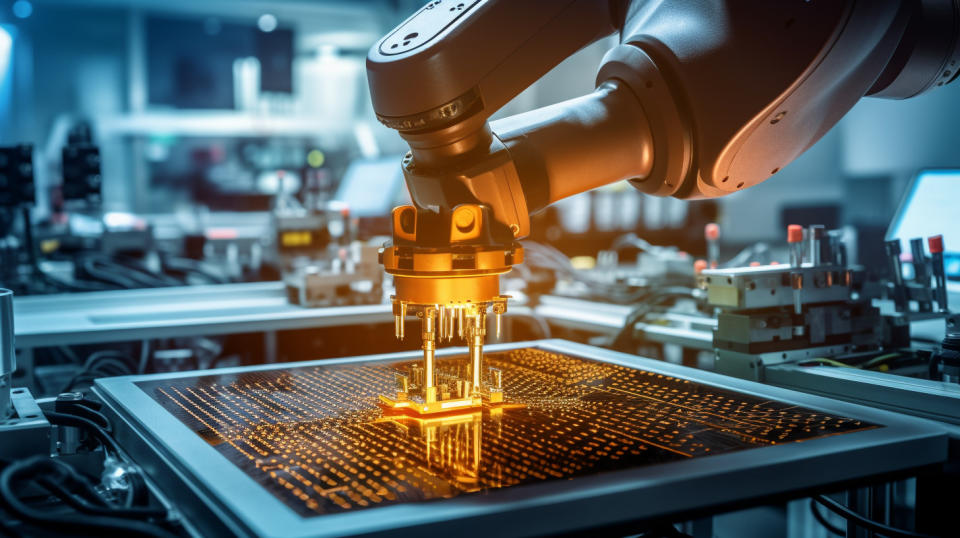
[137,348,875,517]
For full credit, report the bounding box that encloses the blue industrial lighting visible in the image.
[0,25,13,131]
[12,0,33,19]
[0,26,12,77]
[257,13,278,33]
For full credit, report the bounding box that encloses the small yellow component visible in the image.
[570,255,596,270]
[281,231,312,248]
[40,239,60,254]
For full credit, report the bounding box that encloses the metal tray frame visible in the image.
[93,339,947,538]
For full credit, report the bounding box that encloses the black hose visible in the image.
[810,498,845,536]
[111,255,184,287]
[43,411,122,456]
[62,351,135,392]
[57,402,111,431]
[82,258,141,289]
[161,257,228,284]
[20,207,108,293]
[814,495,936,538]
[36,475,166,519]
[610,287,703,352]
[0,457,175,538]
[138,340,152,375]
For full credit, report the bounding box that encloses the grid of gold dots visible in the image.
[137,348,875,517]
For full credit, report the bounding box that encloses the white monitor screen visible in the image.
[887,171,960,278]
[334,156,406,218]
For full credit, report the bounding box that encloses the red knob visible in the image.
[705,223,720,241]
[928,234,944,254]
[787,224,803,243]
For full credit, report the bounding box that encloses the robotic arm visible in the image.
[368,0,960,412]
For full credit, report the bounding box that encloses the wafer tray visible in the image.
[94,340,947,537]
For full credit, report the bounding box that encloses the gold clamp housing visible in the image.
[379,204,522,416]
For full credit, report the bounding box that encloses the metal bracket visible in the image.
[0,388,52,460]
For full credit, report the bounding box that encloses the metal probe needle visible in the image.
[438,305,445,341]
[468,314,483,396]
[422,309,436,403]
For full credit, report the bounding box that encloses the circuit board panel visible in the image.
[136,348,876,517]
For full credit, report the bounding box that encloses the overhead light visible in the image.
[12,0,33,19]
[307,149,325,168]
[257,13,278,33]
[0,26,12,80]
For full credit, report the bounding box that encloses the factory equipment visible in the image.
[701,224,953,381]
[93,340,947,537]
[0,289,51,462]
[932,332,960,384]
[0,289,14,420]
[273,175,383,308]
[0,145,35,210]
[368,0,960,411]
[60,124,103,207]
[703,225,883,380]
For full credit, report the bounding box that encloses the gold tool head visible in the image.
[379,204,523,306]
[381,203,519,416]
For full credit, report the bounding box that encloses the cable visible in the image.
[98,256,181,288]
[810,498,845,536]
[62,350,136,392]
[41,270,111,292]
[19,207,112,293]
[82,257,141,289]
[57,402,111,431]
[43,411,122,456]
[610,287,704,352]
[637,523,694,538]
[161,256,228,284]
[0,457,175,538]
[138,340,152,375]
[813,495,936,538]
[860,353,903,370]
[36,475,166,519]
[57,345,82,364]
[802,358,858,369]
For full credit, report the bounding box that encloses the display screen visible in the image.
[334,156,406,218]
[137,348,875,517]
[888,171,960,277]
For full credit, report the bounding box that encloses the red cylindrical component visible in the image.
[694,259,708,275]
[705,223,720,241]
[928,234,944,254]
[787,224,804,243]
